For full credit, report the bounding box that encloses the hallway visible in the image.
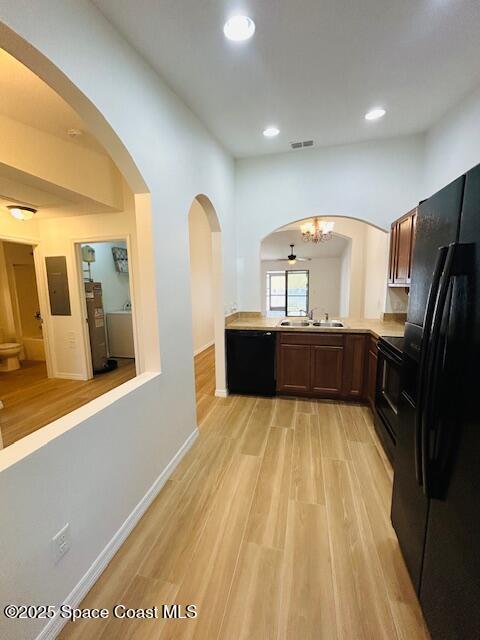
[60,348,428,640]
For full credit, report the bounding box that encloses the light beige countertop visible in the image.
[226,316,405,339]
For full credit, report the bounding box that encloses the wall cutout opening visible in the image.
[261,216,392,321]
[0,45,158,451]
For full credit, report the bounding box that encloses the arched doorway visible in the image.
[188,194,226,421]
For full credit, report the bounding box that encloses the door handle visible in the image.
[415,246,448,485]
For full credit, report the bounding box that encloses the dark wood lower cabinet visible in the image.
[366,336,378,409]
[310,344,343,396]
[277,332,369,400]
[342,334,367,398]
[277,343,311,393]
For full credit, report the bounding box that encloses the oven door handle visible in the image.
[377,343,402,366]
[415,246,448,486]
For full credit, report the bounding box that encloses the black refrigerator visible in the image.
[391,164,480,639]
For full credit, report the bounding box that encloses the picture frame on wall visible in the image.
[111,246,128,274]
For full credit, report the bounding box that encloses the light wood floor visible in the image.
[0,359,136,448]
[60,346,429,640]
[194,345,217,425]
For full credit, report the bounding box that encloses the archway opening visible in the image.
[188,195,226,424]
[260,215,399,320]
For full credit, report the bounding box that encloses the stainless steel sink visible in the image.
[278,320,345,328]
[312,320,345,328]
[279,320,310,327]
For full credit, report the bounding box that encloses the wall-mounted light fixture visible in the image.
[7,205,37,221]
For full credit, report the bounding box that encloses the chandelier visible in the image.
[301,218,334,243]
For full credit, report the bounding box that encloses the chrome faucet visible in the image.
[308,308,329,321]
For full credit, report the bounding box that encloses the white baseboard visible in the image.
[193,340,214,357]
[52,372,86,381]
[215,388,228,398]
[35,427,199,640]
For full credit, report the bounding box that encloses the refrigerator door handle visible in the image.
[421,243,456,495]
[415,245,448,485]
[421,242,472,496]
[421,242,473,497]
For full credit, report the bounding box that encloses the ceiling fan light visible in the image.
[287,243,297,264]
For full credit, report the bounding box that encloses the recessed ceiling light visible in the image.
[263,126,280,138]
[223,15,255,42]
[365,108,386,121]
[7,205,37,221]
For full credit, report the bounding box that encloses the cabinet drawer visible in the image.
[279,332,344,346]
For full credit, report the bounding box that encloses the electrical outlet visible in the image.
[52,523,71,563]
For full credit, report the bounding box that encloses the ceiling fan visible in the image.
[271,244,311,265]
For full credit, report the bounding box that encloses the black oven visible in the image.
[375,336,404,463]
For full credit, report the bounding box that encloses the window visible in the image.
[266,270,309,316]
[266,271,286,314]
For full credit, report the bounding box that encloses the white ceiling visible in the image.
[0,49,105,154]
[93,0,480,157]
[261,229,348,260]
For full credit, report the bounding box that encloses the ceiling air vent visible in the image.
[290,140,314,150]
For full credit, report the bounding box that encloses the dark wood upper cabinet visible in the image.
[388,224,397,284]
[342,334,367,398]
[310,344,343,396]
[407,211,417,285]
[389,208,417,287]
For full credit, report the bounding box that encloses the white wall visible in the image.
[84,241,131,313]
[235,135,425,310]
[188,200,214,354]
[363,225,390,319]
[339,243,351,317]
[424,87,480,196]
[0,5,236,640]
[261,258,341,317]
[385,287,409,314]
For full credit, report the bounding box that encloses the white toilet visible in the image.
[0,330,22,372]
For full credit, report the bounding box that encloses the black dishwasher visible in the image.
[226,330,276,396]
